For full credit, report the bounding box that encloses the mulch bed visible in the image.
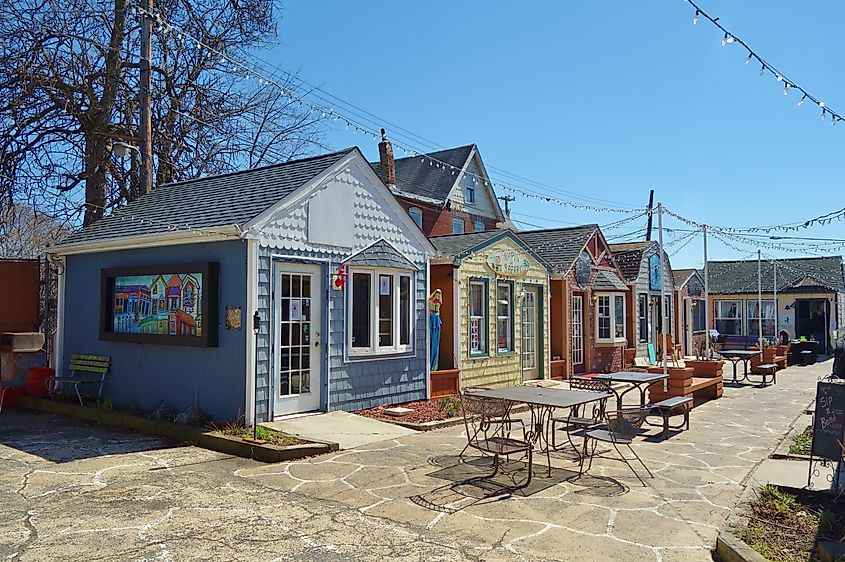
[355,397,462,424]
[742,484,845,561]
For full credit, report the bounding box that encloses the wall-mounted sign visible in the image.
[487,249,531,276]
[649,253,662,291]
[225,306,242,330]
[575,251,592,289]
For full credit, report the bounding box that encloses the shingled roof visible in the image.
[429,230,503,258]
[608,241,652,282]
[707,256,845,294]
[673,268,699,288]
[54,148,357,248]
[343,239,417,270]
[516,225,597,275]
[371,145,474,203]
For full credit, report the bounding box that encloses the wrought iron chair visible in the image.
[458,390,534,488]
[580,407,654,486]
[550,376,611,452]
[458,386,525,460]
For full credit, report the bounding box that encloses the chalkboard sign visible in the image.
[811,381,845,461]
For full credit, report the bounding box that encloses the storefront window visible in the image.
[597,293,626,343]
[715,300,741,335]
[469,279,487,356]
[692,299,706,332]
[746,300,775,337]
[496,282,513,353]
[349,269,413,355]
[638,293,648,342]
[351,272,371,348]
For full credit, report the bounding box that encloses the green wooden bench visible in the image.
[48,354,111,406]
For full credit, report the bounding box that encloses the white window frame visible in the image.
[347,267,414,357]
[596,293,627,344]
[714,299,742,335]
[746,299,776,338]
[468,278,488,357]
[408,207,423,229]
[452,217,465,234]
[496,282,513,353]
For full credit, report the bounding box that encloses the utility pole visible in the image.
[658,202,668,391]
[498,195,515,217]
[645,189,655,241]
[703,225,710,357]
[139,0,154,196]
[757,250,763,350]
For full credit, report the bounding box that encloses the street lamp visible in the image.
[111,141,140,157]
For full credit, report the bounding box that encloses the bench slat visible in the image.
[70,354,110,363]
[70,365,109,374]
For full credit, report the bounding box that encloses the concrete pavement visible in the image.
[0,360,825,561]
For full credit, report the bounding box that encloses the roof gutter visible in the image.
[48,226,243,256]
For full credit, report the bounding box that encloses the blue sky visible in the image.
[267,1,845,269]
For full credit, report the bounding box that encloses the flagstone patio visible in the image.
[0,360,824,561]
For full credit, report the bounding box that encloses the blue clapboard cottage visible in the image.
[50,147,435,422]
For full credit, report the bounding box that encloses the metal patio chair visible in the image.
[458,390,534,489]
[550,376,611,452]
[580,407,654,486]
[458,386,525,460]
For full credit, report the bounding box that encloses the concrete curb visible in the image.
[715,532,768,562]
[18,397,338,463]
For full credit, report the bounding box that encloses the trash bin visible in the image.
[27,367,53,398]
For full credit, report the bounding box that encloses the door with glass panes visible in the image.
[274,263,322,416]
[521,286,541,380]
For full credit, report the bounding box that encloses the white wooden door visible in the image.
[274,263,322,416]
[521,286,540,380]
[571,295,584,372]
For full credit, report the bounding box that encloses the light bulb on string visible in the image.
[783,83,790,96]
[798,95,806,106]
[692,10,700,25]
[744,52,753,64]
[759,65,766,77]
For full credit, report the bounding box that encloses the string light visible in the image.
[692,10,700,25]
[684,0,843,127]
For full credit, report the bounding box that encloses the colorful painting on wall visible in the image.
[112,273,203,336]
[100,262,218,347]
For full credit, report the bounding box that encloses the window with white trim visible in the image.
[496,282,513,353]
[638,293,648,342]
[349,269,413,356]
[452,217,465,234]
[692,298,706,332]
[746,299,775,337]
[714,299,741,335]
[469,279,488,356]
[408,207,423,229]
[462,173,476,204]
[596,293,626,343]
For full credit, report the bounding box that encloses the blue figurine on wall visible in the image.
[429,289,443,371]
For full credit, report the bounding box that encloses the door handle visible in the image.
[314,331,320,347]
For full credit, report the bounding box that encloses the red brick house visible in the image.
[371,131,509,236]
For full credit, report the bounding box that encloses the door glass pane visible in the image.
[615,295,625,339]
[300,370,310,393]
[399,276,411,346]
[379,275,393,347]
[572,296,583,365]
[290,371,300,395]
[352,273,371,348]
[292,275,301,298]
[281,275,291,298]
[279,372,290,396]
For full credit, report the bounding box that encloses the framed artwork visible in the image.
[648,253,662,291]
[100,262,218,347]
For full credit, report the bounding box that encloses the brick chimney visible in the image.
[378,128,396,188]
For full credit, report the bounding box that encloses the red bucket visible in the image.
[27,367,54,398]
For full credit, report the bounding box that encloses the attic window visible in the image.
[408,207,423,229]
[462,174,475,204]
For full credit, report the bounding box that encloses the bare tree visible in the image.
[0,202,69,258]
[0,0,325,229]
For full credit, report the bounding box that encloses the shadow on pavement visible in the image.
[0,410,173,463]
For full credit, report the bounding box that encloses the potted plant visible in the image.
[684,339,723,378]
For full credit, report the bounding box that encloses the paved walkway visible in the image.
[262,410,416,449]
[0,360,824,561]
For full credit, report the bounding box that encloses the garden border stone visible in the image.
[715,531,769,562]
[17,397,338,463]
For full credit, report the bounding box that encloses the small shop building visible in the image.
[427,230,551,394]
[609,241,676,360]
[707,256,845,354]
[50,147,435,422]
[519,225,630,378]
[672,268,707,357]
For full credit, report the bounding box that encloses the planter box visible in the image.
[550,359,567,380]
[685,360,723,378]
[430,369,460,398]
[17,397,336,462]
[647,366,694,380]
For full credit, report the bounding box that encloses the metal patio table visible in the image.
[589,371,670,409]
[720,350,762,383]
[471,386,612,476]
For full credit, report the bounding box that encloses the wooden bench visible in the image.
[754,363,778,386]
[48,354,111,406]
[752,348,787,373]
[647,366,723,405]
[645,396,693,439]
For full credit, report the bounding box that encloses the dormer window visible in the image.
[408,207,423,229]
